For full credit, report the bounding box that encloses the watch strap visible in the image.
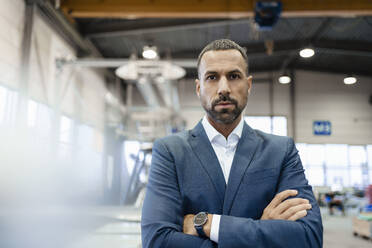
[195,224,207,238]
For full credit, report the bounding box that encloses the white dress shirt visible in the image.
[201,116,244,243]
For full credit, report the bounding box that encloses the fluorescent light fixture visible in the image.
[343,76,357,85]
[278,75,291,84]
[299,48,315,58]
[115,60,185,80]
[142,46,158,59]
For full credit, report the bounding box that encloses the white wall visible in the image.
[0,0,25,89]
[178,71,372,145]
[296,70,372,145]
[0,0,107,130]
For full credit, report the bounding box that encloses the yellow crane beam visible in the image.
[60,0,372,19]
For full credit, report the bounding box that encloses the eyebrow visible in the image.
[204,69,243,76]
[204,71,218,76]
[228,69,243,74]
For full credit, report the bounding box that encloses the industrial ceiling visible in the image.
[39,0,372,77]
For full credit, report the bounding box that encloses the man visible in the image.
[141,39,323,247]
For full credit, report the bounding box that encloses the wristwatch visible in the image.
[193,212,208,238]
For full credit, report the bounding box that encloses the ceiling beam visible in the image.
[167,39,372,59]
[293,65,372,77]
[57,58,197,68]
[85,19,243,38]
[35,0,93,55]
[81,18,229,37]
[34,0,117,80]
[60,0,372,19]
[59,38,372,68]
[57,57,372,78]
[315,39,372,53]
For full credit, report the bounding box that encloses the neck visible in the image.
[207,115,242,139]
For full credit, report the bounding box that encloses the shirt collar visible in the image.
[202,115,244,142]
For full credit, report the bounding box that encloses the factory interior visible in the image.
[1,0,372,247]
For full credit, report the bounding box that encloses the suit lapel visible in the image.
[223,123,261,215]
[189,122,226,205]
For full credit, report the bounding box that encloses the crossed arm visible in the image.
[141,138,323,248]
[183,189,312,237]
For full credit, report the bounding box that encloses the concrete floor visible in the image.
[35,206,371,248]
[322,209,372,248]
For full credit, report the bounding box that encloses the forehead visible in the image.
[199,49,246,74]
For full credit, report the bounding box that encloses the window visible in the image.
[304,166,324,186]
[349,145,367,166]
[244,116,287,136]
[58,116,74,161]
[77,124,94,149]
[27,100,38,127]
[245,116,271,133]
[296,143,308,166]
[327,168,349,190]
[0,85,18,126]
[350,167,363,188]
[367,145,372,169]
[298,143,370,188]
[325,144,348,168]
[60,115,73,143]
[306,144,325,166]
[0,86,7,124]
[27,99,53,140]
[75,124,103,190]
[124,140,141,175]
[272,116,287,136]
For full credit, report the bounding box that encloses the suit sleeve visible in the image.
[217,137,323,248]
[141,139,216,248]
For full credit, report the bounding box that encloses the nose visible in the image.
[217,76,231,96]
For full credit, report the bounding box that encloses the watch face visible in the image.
[194,212,208,226]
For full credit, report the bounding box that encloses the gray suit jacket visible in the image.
[141,121,323,247]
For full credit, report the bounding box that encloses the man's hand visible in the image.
[183,214,213,237]
[183,214,197,236]
[261,189,312,221]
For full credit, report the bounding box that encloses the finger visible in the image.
[280,203,312,220]
[269,190,298,208]
[274,198,310,215]
[288,209,308,221]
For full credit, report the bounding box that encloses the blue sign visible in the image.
[313,121,331,135]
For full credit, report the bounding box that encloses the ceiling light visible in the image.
[115,60,185,81]
[142,46,158,59]
[278,75,291,84]
[343,76,357,85]
[299,48,315,58]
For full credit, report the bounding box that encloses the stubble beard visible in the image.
[202,95,246,124]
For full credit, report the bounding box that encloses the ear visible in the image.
[195,78,201,98]
[247,75,252,94]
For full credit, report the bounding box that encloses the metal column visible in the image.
[269,72,274,133]
[17,1,36,127]
[289,69,296,141]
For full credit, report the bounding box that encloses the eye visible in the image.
[229,73,241,80]
[206,75,217,81]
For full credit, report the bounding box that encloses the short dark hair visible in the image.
[197,39,249,77]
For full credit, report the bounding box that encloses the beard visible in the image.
[202,94,245,124]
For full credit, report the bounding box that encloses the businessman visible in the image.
[141,39,323,247]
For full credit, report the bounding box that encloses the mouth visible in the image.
[215,101,235,108]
